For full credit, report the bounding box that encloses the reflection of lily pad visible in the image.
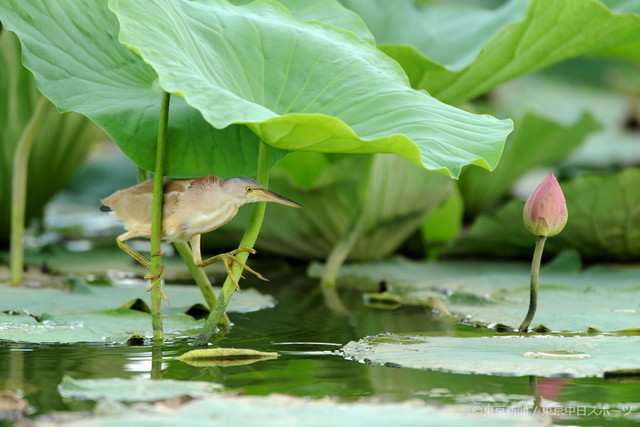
[58,376,220,402]
[179,348,279,367]
[53,392,544,426]
[0,309,202,344]
[314,258,640,332]
[343,334,640,377]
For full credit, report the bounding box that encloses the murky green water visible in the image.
[1,270,638,425]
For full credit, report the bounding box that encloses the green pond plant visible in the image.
[0,0,513,343]
[519,173,568,332]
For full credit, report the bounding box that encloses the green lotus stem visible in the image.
[321,155,375,287]
[518,236,547,332]
[10,96,51,287]
[195,141,271,346]
[149,91,171,343]
[173,241,230,326]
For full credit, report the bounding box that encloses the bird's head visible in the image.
[223,177,303,208]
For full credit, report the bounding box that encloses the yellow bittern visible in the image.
[100,176,302,291]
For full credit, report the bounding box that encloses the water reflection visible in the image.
[0,270,638,424]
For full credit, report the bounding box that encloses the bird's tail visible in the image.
[99,205,112,212]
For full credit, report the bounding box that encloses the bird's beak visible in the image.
[254,189,303,208]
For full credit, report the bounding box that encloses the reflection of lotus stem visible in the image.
[10,97,51,287]
[519,236,547,332]
[195,141,271,346]
[149,92,171,343]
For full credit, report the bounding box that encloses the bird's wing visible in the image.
[187,176,222,193]
[101,177,191,224]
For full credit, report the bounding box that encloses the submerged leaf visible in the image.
[343,334,640,377]
[58,376,220,402]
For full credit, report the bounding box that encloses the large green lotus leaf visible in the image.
[0,280,275,316]
[54,393,543,427]
[342,0,640,104]
[0,0,275,178]
[450,169,640,261]
[109,0,512,178]
[311,257,640,331]
[458,111,601,217]
[58,376,221,402]
[0,309,202,344]
[231,0,376,45]
[343,334,640,377]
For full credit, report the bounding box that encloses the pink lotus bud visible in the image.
[523,173,568,237]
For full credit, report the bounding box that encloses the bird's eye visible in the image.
[246,186,253,193]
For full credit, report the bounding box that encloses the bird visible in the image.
[100,176,302,294]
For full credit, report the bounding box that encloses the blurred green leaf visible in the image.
[212,154,453,260]
[421,187,464,256]
[451,169,640,261]
[458,112,601,216]
[0,30,104,244]
[343,0,640,104]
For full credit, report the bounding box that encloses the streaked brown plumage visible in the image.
[101,176,302,291]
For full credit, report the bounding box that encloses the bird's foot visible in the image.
[145,264,168,301]
[151,251,165,258]
[198,247,268,291]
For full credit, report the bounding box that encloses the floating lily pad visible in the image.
[0,280,275,317]
[312,258,640,331]
[48,392,544,426]
[0,309,202,344]
[58,376,221,402]
[343,334,640,377]
[178,348,279,367]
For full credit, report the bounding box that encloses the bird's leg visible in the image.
[116,232,167,301]
[190,236,267,291]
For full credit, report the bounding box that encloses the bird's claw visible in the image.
[222,254,268,291]
[197,247,267,291]
[145,265,168,301]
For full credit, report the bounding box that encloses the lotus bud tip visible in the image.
[523,173,568,237]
